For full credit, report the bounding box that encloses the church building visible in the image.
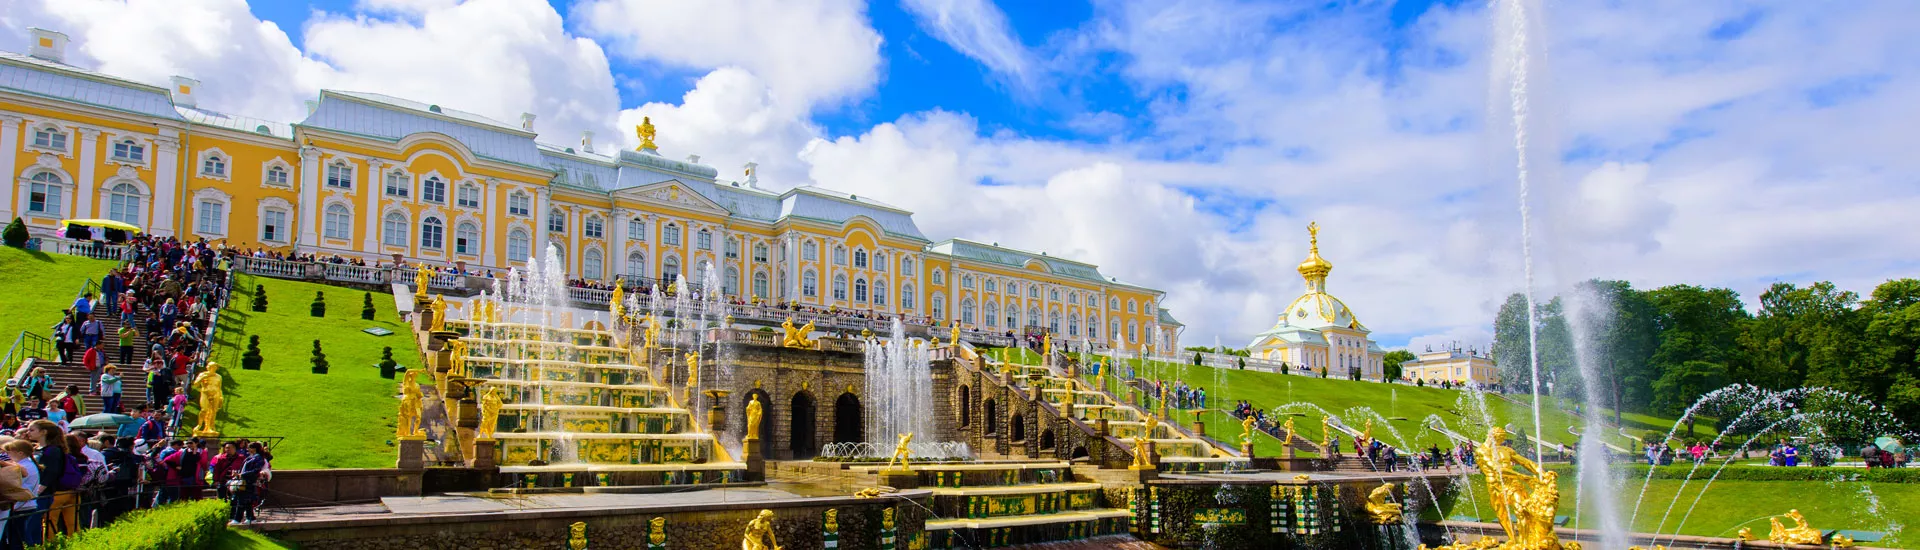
[1246,223,1386,379]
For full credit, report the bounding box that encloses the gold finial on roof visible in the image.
[636,116,657,151]
[1297,221,1333,283]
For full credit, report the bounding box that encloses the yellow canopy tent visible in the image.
[60,218,141,233]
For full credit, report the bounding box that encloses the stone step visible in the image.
[924,508,1133,531]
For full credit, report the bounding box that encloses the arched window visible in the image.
[696,229,712,250]
[1007,282,1018,296]
[259,207,288,242]
[200,153,227,177]
[1087,315,1098,339]
[833,274,848,301]
[985,302,999,327]
[629,218,647,240]
[1068,293,1079,305]
[902,258,915,276]
[583,249,603,281]
[931,268,944,285]
[550,242,566,267]
[105,183,142,225]
[455,222,479,255]
[507,229,531,262]
[419,217,444,250]
[1068,315,1079,336]
[1050,311,1061,333]
[874,252,887,272]
[802,270,819,297]
[1110,297,1119,310]
[584,216,604,239]
[853,249,867,268]
[384,170,409,197]
[752,243,768,262]
[726,238,740,259]
[31,126,67,151]
[802,241,818,260]
[663,223,681,245]
[326,161,353,189]
[1050,288,1060,301]
[111,139,144,163]
[422,176,446,203]
[873,280,887,305]
[932,295,945,320]
[1027,307,1040,328]
[961,298,975,325]
[663,257,681,283]
[833,246,847,266]
[902,284,916,309]
[853,278,867,302]
[725,267,740,296]
[1128,300,1138,313]
[382,212,408,247]
[456,184,480,208]
[1128,322,1138,343]
[548,209,565,232]
[984,279,996,293]
[264,165,290,187]
[626,252,647,279]
[960,275,974,289]
[508,192,530,216]
[1005,301,1016,327]
[695,260,712,285]
[323,204,352,239]
[1029,285,1040,298]
[752,271,768,299]
[1111,320,1121,342]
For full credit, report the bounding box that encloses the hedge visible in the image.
[41,498,228,549]
[1544,463,1920,484]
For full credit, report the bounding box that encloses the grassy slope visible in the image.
[201,274,420,469]
[1429,472,1914,547]
[213,528,298,549]
[0,246,119,354]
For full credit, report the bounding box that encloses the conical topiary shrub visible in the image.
[2,217,28,248]
[251,284,269,312]
[378,346,398,379]
[310,291,326,317]
[241,335,264,370]
[310,339,329,374]
[362,292,377,320]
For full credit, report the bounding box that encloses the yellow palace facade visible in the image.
[0,29,1180,351]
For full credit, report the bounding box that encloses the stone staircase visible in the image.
[907,460,1132,548]
[997,350,1243,471]
[40,305,159,411]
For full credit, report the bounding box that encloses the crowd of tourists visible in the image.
[1147,379,1206,410]
[1860,441,1910,468]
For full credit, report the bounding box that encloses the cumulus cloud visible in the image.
[617,68,820,186]
[574,0,883,109]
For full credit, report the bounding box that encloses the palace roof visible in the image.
[0,51,181,120]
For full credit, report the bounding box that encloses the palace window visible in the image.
[508,193,531,216]
[752,243,767,262]
[853,249,867,268]
[961,299,975,325]
[508,230,531,262]
[833,274,848,301]
[420,217,444,250]
[1069,315,1079,336]
[382,212,408,247]
[265,166,290,187]
[725,268,740,296]
[902,258,915,277]
[854,278,868,302]
[1128,322,1137,343]
[874,253,887,272]
[627,252,647,279]
[985,302,998,327]
[1068,293,1079,305]
[753,272,769,299]
[932,295,945,320]
[1005,302,1016,327]
[105,183,142,226]
[261,209,288,243]
[31,127,67,151]
[697,229,712,250]
[1087,315,1098,339]
[960,275,974,289]
[201,154,227,178]
[802,241,818,261]
[1128,300,1137,313]
[630,219,647,240]
[663,257,681,283]
[422,176,446,204]
[833,246,846,266]
[584,249,603,281]
[548,209,566,232]
[1110,297,1119,310]
[664,224,681,246]
[27,172,63,215]
[197,199,225,234]
[1111,320,1121,341]
[385,171,409,198]
[323,204,351,239]
[1028,307,1040,328]
[902,284,916,309]
[112,139,144,163]
[931,269,944,285]
[457,184,480,208]
[802,270,819,297]
[584,216,604,239]
[456,223,479,255]
[874,281,886,306]
[1028,286,1039,298]
[1050,289,1060,301]
[1049,311,1061,333]
[326,162,353,189]
[984,279,996,293]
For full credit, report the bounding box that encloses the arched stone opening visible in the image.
[790,391,817,459]
[833,392,863,445]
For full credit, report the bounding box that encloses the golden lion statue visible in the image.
[780,317,817,349]
[1365,482,1404,524]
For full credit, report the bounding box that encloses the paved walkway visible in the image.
[256,486,815,526]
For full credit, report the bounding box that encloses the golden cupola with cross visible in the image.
[1247,222,1388,379]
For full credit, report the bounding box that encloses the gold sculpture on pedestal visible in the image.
[429,295,448,331]
[478,386,503,440]
[568,521,588,550]
[1420,426,1579,550]
[744,394,764,442]
[1129,433,1154,470]
[414,268,431,300]
[448,339,468,378]
[398,371,425,438]
[949,324,960,347]
[636,117,658,151]
[191,362,225,437]
[1241,415,1257,446]
[780,317,816,349]
[742,509,781,550]
[886,432,915,472]
[1768,509,1824,545]
[684,352,699,391]
[1283,417,1297,446]
[1321,416,1332,451]
[609,279,625,320]
[1365,482,1404,524]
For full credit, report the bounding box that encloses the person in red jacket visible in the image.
[81,344,106,395]
[209,441,241,501]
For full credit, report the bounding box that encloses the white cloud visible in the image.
[617,68,820,186]
[900,0,1036,89]
[574,0,883,109]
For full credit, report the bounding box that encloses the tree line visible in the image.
[1492,278,1920,424]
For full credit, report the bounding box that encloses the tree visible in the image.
[2,218,27,248]
[241,335,264,370]
[1192,352,1203,366]
[362,292,377,320]
[1652,360,1730,416]
[1493,293,1535,391]
[251,284,269,312]
[310,291,327,317]
[1646,285,1750,415]
[1860,279,1920,421]
[378,346,399,379]
[1573,280,1659,422]
[310,340,330,374]
[1383,350,1416,381]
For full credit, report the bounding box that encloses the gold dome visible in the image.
[1297,222,1332,280]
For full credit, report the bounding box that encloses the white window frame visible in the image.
[104,182,143,226]
[627,252,648,279]
[109,138,146,164]
[196,198,226,236]
[420,217,445,250]
[629,219,647,241]
[25,171,67,217]
[802,270,819,298]
[696,229,712,250]
[421,176,447,204]
[28,124,69,155]
[260,208,290,243]
[508,192,531,216]
[323,203,352,240]
[584,216,604,239]
[456,183,481,208]
[455,222,480,255]
[664,223,681,246]
[198,148,231,181]
[382,211,409,248]
[385,170,411,198]
[548,208,566,233]
[507,229,532,263]
[584,248,604,281]
[326,161,355,189]
[261,160,293,188]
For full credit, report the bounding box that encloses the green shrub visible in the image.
[2,217,27,248]
[362,292,377,320]
[311,339,329,374]
[250,284,269,312]
[241,335,264,370]
[310,291,326,317]
[378,346,398,379]
[42,498,227,549]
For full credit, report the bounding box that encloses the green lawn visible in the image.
[1429,470,1916,547]
[0,246,119,361]
[201,274,421,469]
[213,528,299,549]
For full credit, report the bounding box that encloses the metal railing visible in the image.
[171,269,233,437]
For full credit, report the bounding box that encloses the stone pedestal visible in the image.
[743,438,765,481]
[398,437,426,470]
[470,438,496,469]
[1287,445,1297,459]
[878,469,919,490]
[1097,419,1111,437]
[705,390,730,434]
[1241,442,1255,460]
[1192,420,1205,437]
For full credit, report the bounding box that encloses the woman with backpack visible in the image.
[18,420,81,538]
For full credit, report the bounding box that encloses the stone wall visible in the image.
[266,469,424,508]
[705,342,961,459]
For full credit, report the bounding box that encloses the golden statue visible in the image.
[780,317,816,349]
[1736,527,1753,541]
[1129,433,1154,470]
[824,509,839,531]
[635,116,657,151]
[1364,482,1404,524]
[742,509,781,550]
[414,268,431,300]
[949,324,961,347]
[610,278,626,321]
[1283,417,1297,446]
[1241,415,1258,446]
[478,386,503,440]
[397,371,424,438]
[429,295,448,332]
[1321,416,1332,451]
[886,432,915,472]
[191,362,225,437]
[1768,509,1823,545]
[447,339,468,378]
[853,487,884,499]
[1361,418,1374,446]
[1144,412,1160,439]
[568,521,588,550]
[1421,426,1576,550]
[1043,334,1053,359]
[685,352,699,390]
[649,517,667,546]
[744,394,764,442]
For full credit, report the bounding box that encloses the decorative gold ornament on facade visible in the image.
[1767,509,1823,545]
[1365,483,1404,524]
[397,370,425,438]
[887,432,915,472]
[744,393,764,442]
[567,521,588,550]
[1420,427,1579,550]
[635,117,657,151]
[478,386,503,440]
[742,509,781,550]
[648,517,667,546]
[192,362,225,437]
[414,269,431,300]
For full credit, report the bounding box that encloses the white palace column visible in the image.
[482,178,499,266]
[297,146,322,247]
[150,130,180,237]
[611,207,629,279]
[362,159,383,254]
[74,128,99,219]
[0,115,21,221]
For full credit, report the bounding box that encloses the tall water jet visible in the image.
[864,318,934,450]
